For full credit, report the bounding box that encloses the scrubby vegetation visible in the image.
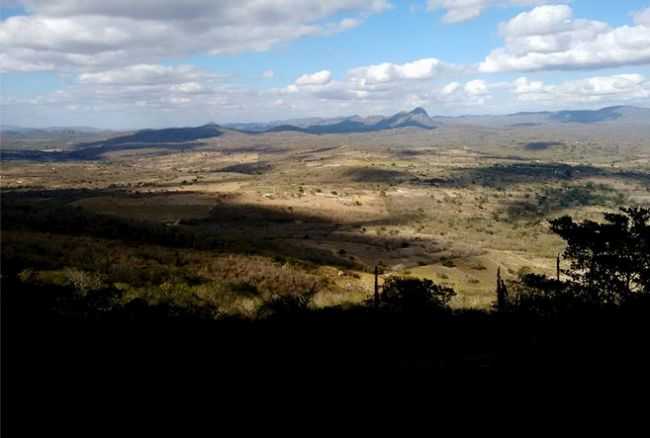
[4,207,649,370]
[3,124,650,368]
[5,206,649,320]
[505,207,650,315]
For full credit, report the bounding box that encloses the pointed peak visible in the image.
[410,107,429,116]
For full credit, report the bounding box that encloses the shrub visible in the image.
[441,258,456,268]
[380,277,456,312]
[18,269,35,283]
[63,268,105,294]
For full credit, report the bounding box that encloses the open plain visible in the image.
[3,112,649,315]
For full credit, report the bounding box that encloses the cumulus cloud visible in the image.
[441,81,461,95]
[512,74,650,104]
[513,77,544,94]
[464,79,489,95]
[295,70,332,86]
[276,58,462,108]
[255,56,493,117]
[426,0,560,23]
[434,79,496,107]
[10,67,650,128]
[78,64,213,86]
[338,17,362,30]
[480,5,650,72]
[26,63,231,118]
[0,0,391,72]
[348,58,455,84]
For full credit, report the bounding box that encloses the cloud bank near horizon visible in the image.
[2,2,650,128]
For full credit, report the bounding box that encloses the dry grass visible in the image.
[3,128,649,311]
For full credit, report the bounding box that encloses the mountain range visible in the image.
[225,105,650,133]
[228,107,437,134]
[2,106,649,153]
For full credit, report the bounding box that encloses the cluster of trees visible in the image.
[506,207,650,316]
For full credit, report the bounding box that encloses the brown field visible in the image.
[2,126,649,312]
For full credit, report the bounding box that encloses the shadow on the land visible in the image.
[1,187,442,271]
[416,162,650,189]
[219,161,273,175]
[0,142,207,161]
[220,145,290,155]
[502,185,623,222]
[341,166,408,183]
[523,142,564,151]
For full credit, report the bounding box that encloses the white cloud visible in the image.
[19,63,230,119]
[170,82,204,94]
[464,79,488,95]
[257,56,494,116]
[16,0,391,18]
[500,4,575,36]
[512,74,650,104]
[513,77,544,94]
[441,81,461,95]
[78,64,211,86]
[9,68,650,128]
[0,51,54,72]
[426,0,560,23]
[263,69,274,79]
[295,70,332,86]
[339,17,361,30]
[480,5,650,72]
[348,58,454,84]
[0,0,391,72]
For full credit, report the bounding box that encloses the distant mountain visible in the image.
[373,107,436,130]
[228,105,649,135]
[0,125,122,152]
[1,126,110,135]
[80,123,223,148]
[549,106,623,124]
[547,106,650,124]
[432,105,650,128]
[223,115,385,132]
[4,105,648,151]
[239,107,438,135]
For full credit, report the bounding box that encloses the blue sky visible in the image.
[2,0,650,128]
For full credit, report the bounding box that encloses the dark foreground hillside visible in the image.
[4,280,650,373]
[2,204,650,384]
[3,207,650,374]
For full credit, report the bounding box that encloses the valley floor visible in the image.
[2,128,649,315]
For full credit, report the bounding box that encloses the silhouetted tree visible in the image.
[496,267,508,311]
[550,207,650,303]
[380,277,455,313]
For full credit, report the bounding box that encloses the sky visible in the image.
[1,0,650,129]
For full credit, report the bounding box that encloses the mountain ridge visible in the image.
[5,105,649,134]
[222,105,649,134]
[4,106,648,143]
[231,107,438,135]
